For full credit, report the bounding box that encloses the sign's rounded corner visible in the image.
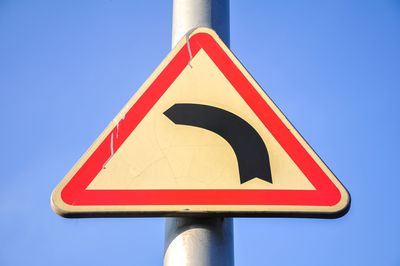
[326,189,351,219]
[191,27,217,36]
[50,188,72,218]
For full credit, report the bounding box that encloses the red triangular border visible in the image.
[61,31,343,208]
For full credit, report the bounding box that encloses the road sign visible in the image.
[51,27,350,218]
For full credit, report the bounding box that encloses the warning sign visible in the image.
[51,28,350,217]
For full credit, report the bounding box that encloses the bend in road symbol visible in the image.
[164,103,272,184]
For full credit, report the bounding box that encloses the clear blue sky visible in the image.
[1,1,399,265]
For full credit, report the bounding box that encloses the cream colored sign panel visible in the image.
[51,28,350,218]
[89,49,314,191]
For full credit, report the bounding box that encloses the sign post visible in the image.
[165,1,233,266]
[164,0,234,266]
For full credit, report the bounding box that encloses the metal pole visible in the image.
[171,0,230,48]
[164,1,233,266]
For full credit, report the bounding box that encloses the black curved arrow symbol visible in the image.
[164,103,272,184]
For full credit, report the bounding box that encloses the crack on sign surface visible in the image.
[185,29,199,68]
[103,132,114,169]
[103,114,126,170]
[113,115,125,139]
[185,34,193,68]
[155,118,178,186]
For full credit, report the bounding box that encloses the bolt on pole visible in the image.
[164,1,233,266]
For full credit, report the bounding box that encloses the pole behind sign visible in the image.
[164,1,234,265]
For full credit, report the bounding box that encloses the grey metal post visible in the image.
[164,1,233,266]
[171,0,230,48]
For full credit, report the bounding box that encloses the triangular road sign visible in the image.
[51,28,350,218]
